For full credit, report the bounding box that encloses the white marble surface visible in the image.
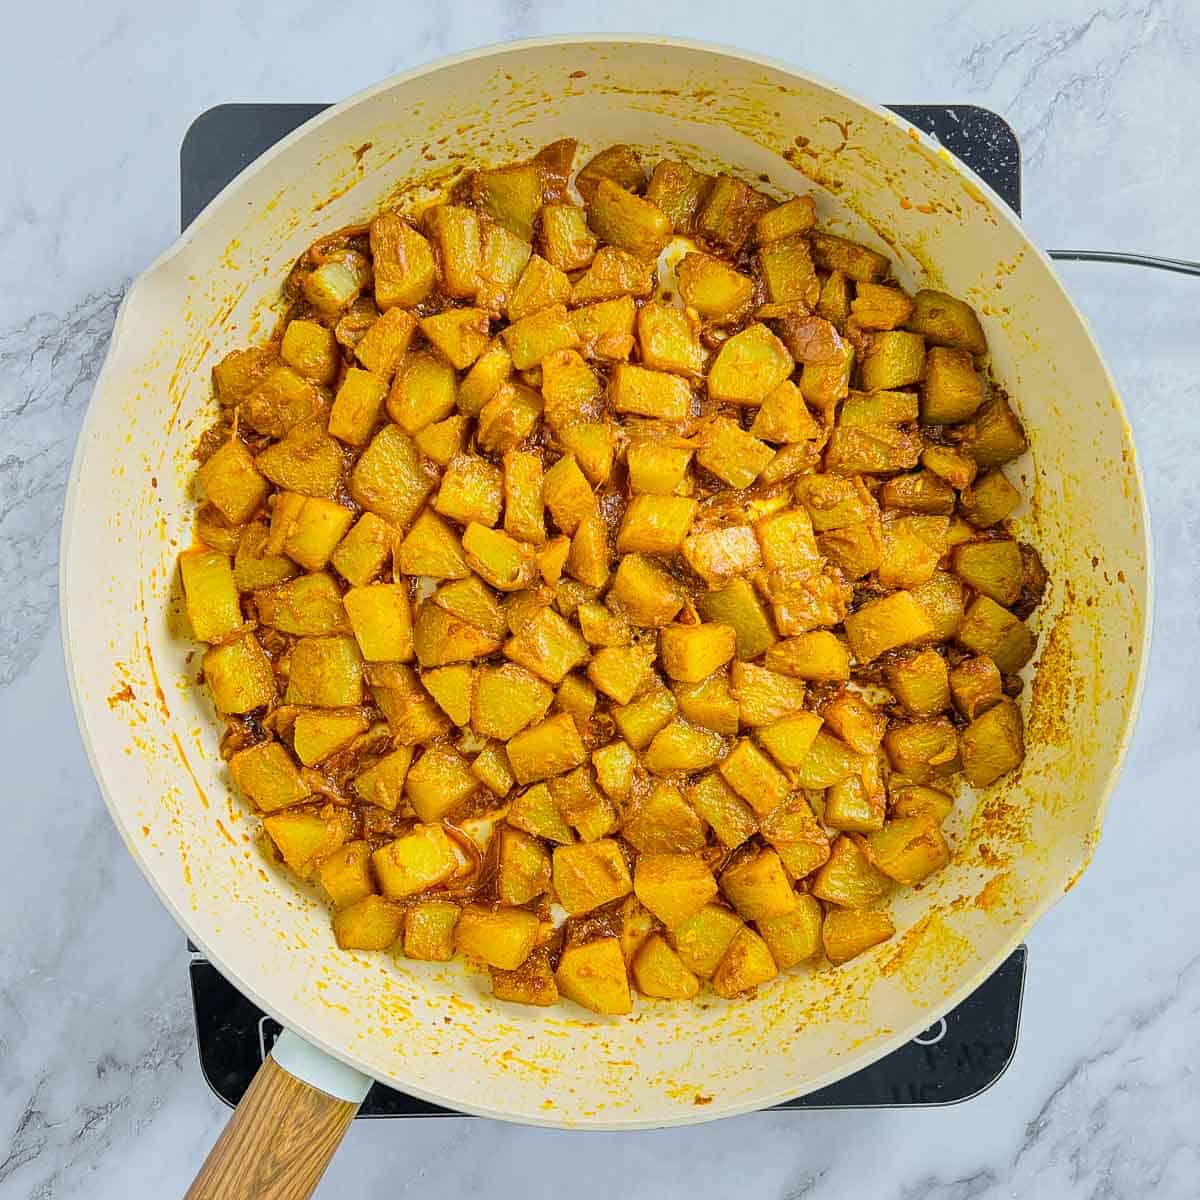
[2,1,1197,1196]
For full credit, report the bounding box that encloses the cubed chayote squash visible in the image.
[240,365,327,439]
[397,509,469,580]
[591,740,638,802]
[757,234,820,305]
[960,697,1025,786]
[707,324,793,406]
[506,254,572,323]
[386,351,457,434]
[587,177,672,260]
[557,422,618,488]
[423,204,482,299]
[571,246,655,304]
[368,663,450,745]
[851,282,914,331]
[198,437,269,525]
[682,526,762,590]
[578,602,631,647]
[332,894,406,951]
[501,303,579,370]
[885,648,951,716]
[633,932,700,1000]
[810,230,889,281]
[491,947,560,1007]
[686,772,756,850]
[279,496,355,571]
[718,738,790,817]
[865,817,950,885]
[230,740,309,813]
[203,632,276,714]
[764,631,850,683]
[609,363,693,420]
[506,712,587,784]
[416,308,490,372]
[340,584,413,664]
[331,512,395,587]
[952,539,1024,606]
[634,853,718,929]
[637,301,706,376]
[621,780,707,855]
[646,158,712,234]
[824,774,886,833]
[755,507,821,576]
[469,159,542,239]
[698,579,777,661]
[352,746,414,811]
[643,719,727,775]
[957,595,1035,674]
[458,338,514,417]
[921,444,978,490]
[720,848,798,921]
[879,469,956,515]
[695,418,774,489]
[627,441,694,497]
[433,454,502,529]
[750,380,821,444]
[955,396,1029,467]
[658,623,737,683]
[758,796,831,882]
[960,470,1022,528]
[811,835,891,908]
[586,643,653,705]
[461,523,536,592]
[477,222,534,314]
[550,766,618,842]
[539,202,597,271]
[542,454,595,536]
[843,590,935,662]
[180,548,242,643]
[255,572,348,636]
[354,307,418,380]
[909,571,965,643]
[576,143,646,200]
[496,827,552,905]
[370,212,436,308]
[823,907,895,965]
[280,318,339,384]
[859,329,926,391]
[508,781,574,844]
[696,174,773,254]
[755,195,816,244]
[921,345,982,425]
[569,295,637,361]
[318,841,375,908]
[350,424,433,531]
[264,806,352,878]
[499,450,545,546]
[676,252,754,320]
[552,839,632,915]
[284,635,363,707]
[905,288,987,355]
[403,900,461,961]
[820,691,886,754]
[255,418,343,499]
[610,686,675,750]
[328,367,388,447]
[883,717,960,783]
[609,554,684,628]
[212,345,277,405]
[472,662,554,740]
[413,599,502,669]
[949,655,1004,721]
[478,382,544,455]
[672,673,739,735]
[757,893,823,969]
[471,740,515,797]
[556,937,633,1016]
[711,926,778,997]
[372,823,459,899]
[555,672,597,725]
[503,605,588,684]
[455,904,539,971]
[405,744,477,822]
[728,661,804,727]
[670,903,744,979]
[755,711,823,771]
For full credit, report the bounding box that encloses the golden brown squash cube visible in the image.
[811,835,891,908]
[552,839,632,915]
[635,853,718,929]
[501,303,579,370]
[331,512,395,588]
[960,697,1025,786]
[957,595,1035,674]
[755,711,823,771]
[824,773,886,833]
[420,663,475,727]
[953,540,1024,607]
[575,143,645,200]
[922,345,983,425]
[332,895,405,951]
[756,234,820,305]
[285,635,363,707]
[413,602,501,668]
[491,947,560,1007]
[851,282,914,331]
[500,450,545,546]
[566,509,610,588]
[698,580,777,661]
[555,937,633,1015]
[810,231,889,282]
[435,454,503,528]
[403,901,461,961]
[610,363,693,420]
[632,933,700,1000]
[240,364,327,440]
[859,330,925,392]
[558,423,618,491]
[550,766,618,842]
[458,338,514,417]
[612,688,677,751]
[755,507,821,576]
[866,817,950,885]
[750,380,821,445]
[886,648,951,716]
[755,195,816,244]
[255,572,348,637]
[180,548,242,643]
[794,473,873,533]
[198,437,269,525]
[506,255,572,323]
[477,382,544,454]
[423,205,482,299]
[373,823,459,899]
[506,712,587,784]
[354,307,417,381]
[203,632,275,714]
[352,746,414,811]
[351,425,434,531]
[264,806,353,878]
[949,655,1004,721]
[230,740,309,813]
[328,367,387,447]
[587,177,671,259]
[585,643,652,706]
[955,396,1029,468]
[370,212,436,309]
[960,470,1022,528]
[503,604,589,684]
[627,441,693,496]
[318,841,375,909]
[591,740,638,802]
[909,570,966,642]
[672,673,740,735]
[695,418,774,489]
[539,202,597,271]
[720,848,798,922]
[212,345,277,405]
[621,780,707,855]
[670,904,744,979]
[477,222,535,314]
[555,672,597,725]
[455,904,539,971]
[711,926,778,997]
[707,324,794,407]
[921,444,978,491]
[890,785,954,823]
[823,907,895,965]
[471,740,516,797]
[615,494,697,557]
[472,662,554,740]
[757,893,823,969]
[396,509,469,579]
[368,664,449,746]
[578,602,631,648]
[637,301,706,376]
[643,719,727,775]
[682,526,762,591]
[280,318,339,385]
[676,252,754,321]
[687,772,756,850]
[659,624,737,684]
[718,738,790,817]
[541,347,603,427]
[543,454,595,536]
[387,352,457,434]
[462,523,536,592]
[819,691,885,755]
[765,632,850,683]
[419,307,491,371]
[883,717,960,783]
[280,497,356,572]
[569,295,638,362]
[787,729,864,789]
[646,159,712,233]
[508,782,574,844]
[696,174,773,254]
[341,584,413,663]
[906,288,987,356]
[537,535,571,586]
[879,470,956,516]
[470,161,543,240]
[570,246,655,305]
[730,660,805,727]
[609,554,684,628]
[843,591,935,662]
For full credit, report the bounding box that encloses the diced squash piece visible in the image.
[637,301,706,376]
[659,623,736,683]
[354,307,418,380]
[587,177,671,259]
[730,661,805,727]
[643,719,727,775]
[264,806,352,878]
[671,904,744,979]
[610,363,693,420]
[707,324,793,406]
[180,548,242,643]
[477,381,543,454]
[859,330,925,391]
[491,947,559,1006]
[472,662,554,740]
[255,572,348,637]
[757,894,823,968]
[765,632,850,683]
[844,591,935,662]
[612,688,676,751]
[682,526,761,590]
[677,252,754,321]
[301,256,363,314]
[810,231,889,282]
[203,633,275,714]
[756,712,823,771]
[506,255,572,323]
[627,441,693,496]
[477,222,534,313]
[960,698,1025,786]
[424,205,481,299]
[342,584,413,663]
[760,797,832,881]
[373,824,459,899]
[953,539,1024,606]
[499,450,545,545]
[461,523,536,592]
[718,738,790,817]
[281,318,339,385]
[434,454,503,528]
[883,717,960,783]
[471,740,516,798]
[240,365,326,440]
[549,766,617,842]
[418,307,490,371]
[956,396,1029,468]
[866,817,950,886]
[592,741,638,802]
[556,672,597,725]
[279,497,355,571]
[350,425,433,531]
[851,282,914,331]
[578,602,631,647]
[552,839,632,915]
[284,635,362,707]
[539,202,597,271]
[369,663,450,745]
[566,510,610,588]
[885,648,951,716]
[811,835,891,908]
[413,601,501,668]
[318,841,375,909]
[570,295,638,360]
[646,159,712,234]
[910,570,966,642]
[421,663,475,727]
[906,288,987,355]
[720,848,797,921]
[922,444,978,490]
[825,772,887,832]
[823,908,895,965]
[543,454,595,535]
[557,422,618,487]
[617,494,697,556]
[506,712,587,784]
[950,655,1004,721]
[509,781,574,844]
[586,643,653,706]
[387,352,457,434]
[537,535,571,586]
[923,345,984,425]
[403,901,460,961]
[620,781,705,854]
[230,740,309,813]
[470,162,543,240]
[757,234,820,305]
[755,195,816,244]
[570,245,655,304]
[672,673,739,735]
[576,143,645,200]
[961,470,1021,528]
[353,746,414,811]
[755,507,821,575]
[711,926,778,997]
[397,509,469,580]
[555,937,633,1015]
[696,174,772,254]
[212,345,277,405]
[633,934,700,1000]
[458,339,514,417]
[455,904,539,971]
[370,212,436,309]
[331,512,394,587]
[328,367,387,447]
[609,554,684,627]
[695,418,773,489]
[332,895,405,951]
[750,380,821,445]
[199,437,269,525]
[687,771,756,849]
[879,470,956,516]
[794,473,874,533]
[634,853,718,929]
[957,595,1035,674]
[503,604,589,683]
[501,303,579,370]
[699,579,776,661]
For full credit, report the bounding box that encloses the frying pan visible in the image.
[60,35,1151,1198]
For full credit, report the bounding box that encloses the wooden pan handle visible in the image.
[185,1030,371,1200]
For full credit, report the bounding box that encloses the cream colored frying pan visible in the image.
[60,35,1151,1198]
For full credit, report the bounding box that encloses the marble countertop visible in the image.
[4,1,1197,1196]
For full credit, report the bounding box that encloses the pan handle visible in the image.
[184,1030,371,1199]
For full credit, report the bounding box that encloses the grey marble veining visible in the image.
[2,1,1197,1196]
